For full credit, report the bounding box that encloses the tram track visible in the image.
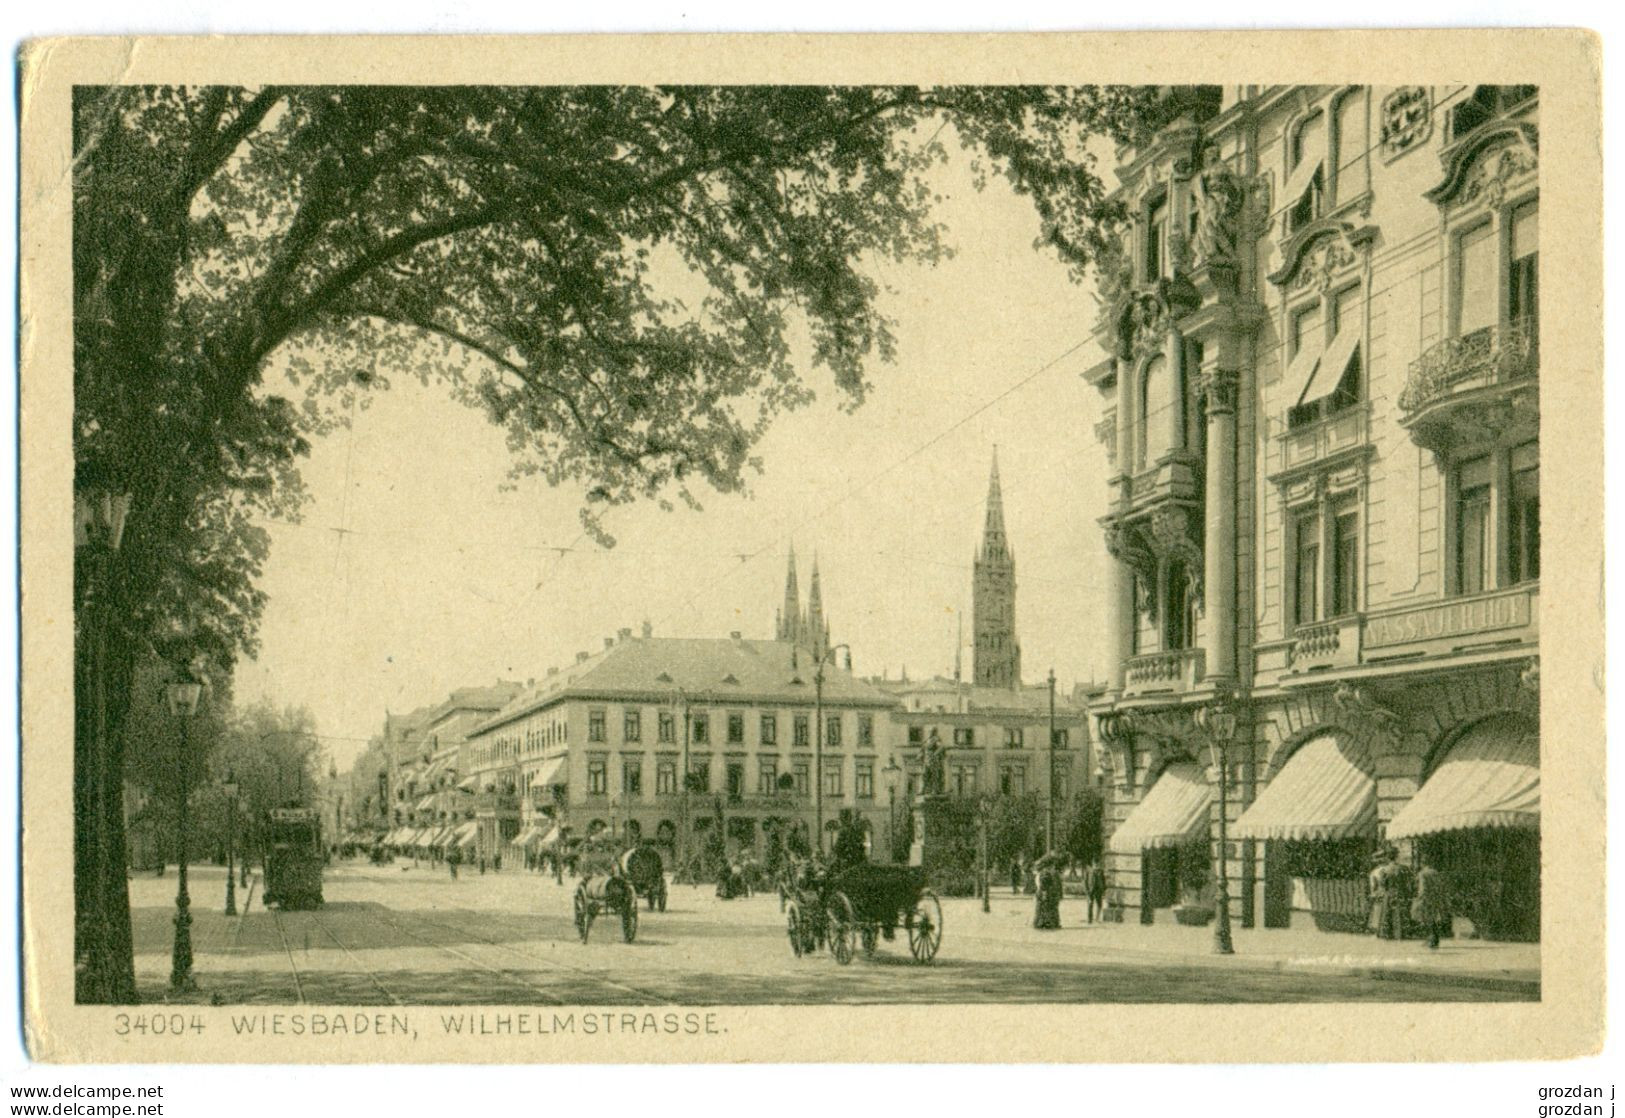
[265,903,308,1005]
[303,910,406,1005]
[356,905,572,1005]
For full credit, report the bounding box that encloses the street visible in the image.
[129,862,1537,1006]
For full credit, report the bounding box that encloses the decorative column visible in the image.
[1164,328,1186,456]
[1200,361,1240,684]
[1108,357,1135,696]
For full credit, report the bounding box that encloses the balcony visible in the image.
[1399,321,1539,453]
[1288,615,1363,672]
[1123,647,1206,698]
[473,791,519,814]
[1273,404,1370,483]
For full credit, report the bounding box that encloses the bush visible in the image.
[931,868,980,897]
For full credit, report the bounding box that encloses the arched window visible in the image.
[1164,561,1196,651]
[1138,355,1171,468]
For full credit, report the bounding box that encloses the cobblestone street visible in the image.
[129,863,1538,1006]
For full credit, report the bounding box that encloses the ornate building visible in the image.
[775,546,832,654]
[973,451,1022,690]
[1086,85,1539,940]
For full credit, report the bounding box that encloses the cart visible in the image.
[573,840,638,943]
[620,844,668,911]
[785,862,942,965]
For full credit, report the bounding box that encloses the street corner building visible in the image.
[1084,85,1540,941]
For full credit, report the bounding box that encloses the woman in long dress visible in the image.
[1033,853,1064,930]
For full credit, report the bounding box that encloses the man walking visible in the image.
[1412,856,1450,949]
[1082,860,1106,923]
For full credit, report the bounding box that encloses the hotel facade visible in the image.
[1086,84,1540,939]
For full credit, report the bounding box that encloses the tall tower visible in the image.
[807,555,827,653]
[777,546,804,643]
[973,450,1021,689]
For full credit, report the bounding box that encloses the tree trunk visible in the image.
[74,567,138,1004]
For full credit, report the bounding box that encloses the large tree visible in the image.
[72,83,1192,1001]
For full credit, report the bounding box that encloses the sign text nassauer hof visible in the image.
[1364,590,1532,650]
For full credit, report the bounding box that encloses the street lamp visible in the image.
[164,676,205,992]
[1194,698,1239,955]
[811,643,852,854]
[222,769,239,916]
[882,758,902,863]
[976,795,994,915]
[1046,668,1058,853]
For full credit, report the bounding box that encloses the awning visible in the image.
[396,828,421,846]
[452,821,481,846]
[541,826,564,847]
[458,775,478,792]
[415,795,437,811]
[1234,734,1376,841]
[1387,722,1539,840]
[1299,324,1360,407]
[1108,763,1212,854]
[533,756,567,786]
[1280,341,1322,411]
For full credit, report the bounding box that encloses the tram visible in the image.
[262,806,325,910]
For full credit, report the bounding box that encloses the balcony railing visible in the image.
[1277,404,1369,478]
[1399,320,1538,417]
[1289,615,1363,672]
[1124,647,1205,696]
[473,791,519,813]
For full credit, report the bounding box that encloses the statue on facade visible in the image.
[1192,167,1246,270]
[922,729,947,796]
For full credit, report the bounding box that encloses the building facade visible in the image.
[1086,85,1539,939]
[464,630,900,867]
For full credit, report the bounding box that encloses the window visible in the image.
[907,725,924,745]
[623,710,641,743]
[758,757,779,795]
[953,727,976,747]
[1510,202,1539,345]
[691,714,709,745]
[1455,456,1493,595]
[999,764,1026,796]
[760,713,778,746]
[1052,728,1070,748]
[587,759,607,796]
[1293,513,1322,626]
[1456,222,1498,339]
[1164,560,1195,650]
[793,762,810,795]
[657,712,675,744]
[622,760,642,797]
[1004,727,1024,748]
[726,763,745,801]
[656,760,677,796]
[1509,442,1540,584]
[826,716,842,748]
[952,765,979,797]
[1286,110,1326,232]
[1331,501,1360,616]
[1145,194,1169,281]
[855,761,874,800]
[1137,355,1170,469]
[823,766,843,797]
[793,714,810,747]
[687,758,711,794]
[727,712,745,745]
[588,710,606,743]
[858,714,874,747]
[1446,85,1538,142]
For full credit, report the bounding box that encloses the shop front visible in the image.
[1387,716,1539,941]
[1234,732,1378,933]
[1107,762,1212,924]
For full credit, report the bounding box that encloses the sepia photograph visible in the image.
[16,30,1605,1065]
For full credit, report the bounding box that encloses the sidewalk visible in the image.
[940,891,1540,995]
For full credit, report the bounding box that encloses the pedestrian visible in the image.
[447,845,462,879]
[1032,852,1063,930]
[1010,854,1023,894]
[1411,856,1450,949]
[1082,860,1106,923]
[494,852,502,872]
[478,854,487,875]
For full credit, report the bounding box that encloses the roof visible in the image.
[870,675,1085,718]
[474,636,897,735]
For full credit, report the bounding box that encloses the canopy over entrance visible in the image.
[1387,721,1539,840]
[1234,734,1377,841]
[1108,763,1211,854]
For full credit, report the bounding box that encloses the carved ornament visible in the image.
[1380,87,1432,159]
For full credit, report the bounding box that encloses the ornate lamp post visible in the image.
[222,769,239,916]
[882,758,902,863]
[811,643,852,854]
[976,795,994,915]
[1194,698,1239,955]
[164,675,205,991]
[1046,668,1058,853]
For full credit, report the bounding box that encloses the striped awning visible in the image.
[396,828,421,846]
[1234,734,1377,841]
[458,775,478,792]
[452,821,481,846]
[1108,764,1211,854]
[541,826,564,847]
[415,794,437,811]
[533,756,568,786]
[1387,722,1539,840]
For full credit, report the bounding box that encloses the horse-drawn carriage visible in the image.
[784,861,943,965]
[573,839,638,943]
[620,843,668,911]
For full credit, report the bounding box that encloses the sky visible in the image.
[234,138,1117,769]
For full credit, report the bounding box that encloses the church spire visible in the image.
[807,553,827,652]
[973,448,1021,689]
[778,545,801,642]
[981,446,1010,561]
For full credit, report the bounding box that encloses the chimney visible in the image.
[526,678,535,689]
[641,620,653,639]
[730,630,742,640]
[547,666,559,677]
[576,651,590,664]
[604,637,615,650]
[618,627,633,640]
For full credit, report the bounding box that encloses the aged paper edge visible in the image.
[17,29,1605,1064]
